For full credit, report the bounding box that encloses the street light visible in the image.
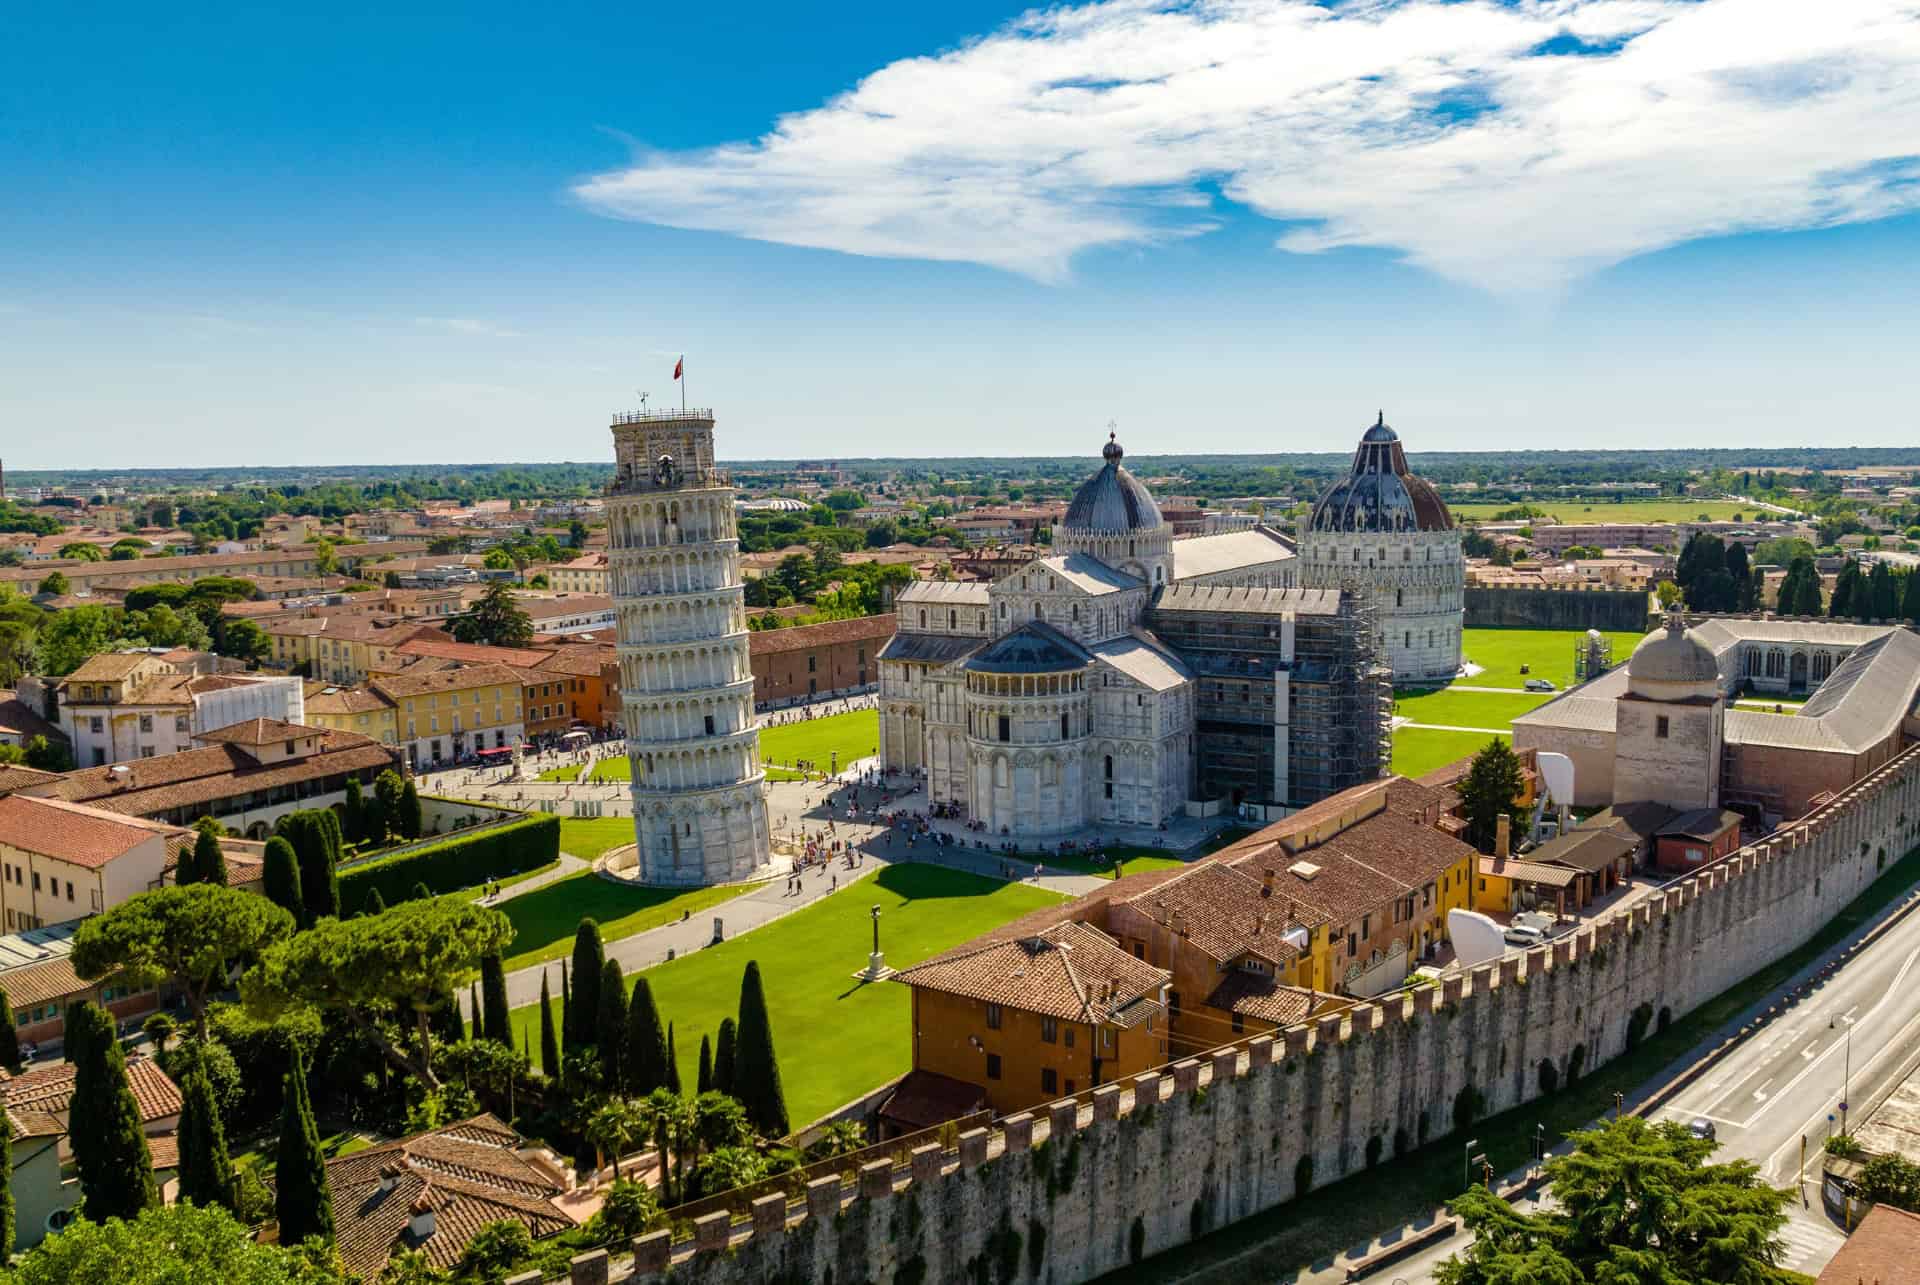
[1464,1139,1480,1192]
[1841,1017,1853,1135]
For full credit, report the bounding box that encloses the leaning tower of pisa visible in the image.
[605,407,769,885]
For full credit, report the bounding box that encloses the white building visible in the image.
[1297,414,1464,681]
[607,409,771,885]
[879,432,1317,840]
[56,652,305,768]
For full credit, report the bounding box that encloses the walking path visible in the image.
[1395,720,1513,736]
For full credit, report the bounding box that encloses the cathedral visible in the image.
[878,415,1456,839]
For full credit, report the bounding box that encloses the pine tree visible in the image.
[342,776,366,845]
[596,959,627,1087]
[188,825,228,888]
[697,1035,713,1095]
[67,1000,158,1220]
[732,962,789,1137]
[567,920,605,1050]
[0,1101,11,1260]
[714,1017,737,1097]
[262,836,302,924]
[177,1066,236,1212]
[539,970,561,1078]
[0,984,20,1072]
[275,1045,333,1245]
[624,978,669,1096]
[363,886,387,917]
[399,780,424,840]
[481,952,511,1048]
[666,1023,681,1095]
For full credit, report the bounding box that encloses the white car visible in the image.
[1523,678,1557,692]
[1504,924,1547,948]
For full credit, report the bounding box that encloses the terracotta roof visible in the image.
[321,1114,571,1278]
[1816,1202,1920,1284]
[1203,971,1337,1027]
[515,594,612,619]
[194,717,319,746]
[0,764,65,797]
[1528,829,1634,875]
[393,637,553,668]
[372,663,527,700]
[1657,808,1743,843]
[530,645,614,678]
[877,1069,989,1132]
[1,1055,182,1123]
[893,921,1168,1024]
[41,731,395,819]
[0,953,89,1007]
[0,794,183,866]
[148,1133,180,1170]
[7,1108,64,1140]
[1116,860,1319,965]
[748,613,898,656]
[304,685,398,715]
[0,696,65,745]
[1479,856,1582,888]
[61,653,160,683]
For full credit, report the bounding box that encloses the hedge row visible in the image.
[338,812,560,908]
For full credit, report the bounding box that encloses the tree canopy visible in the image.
[3,1201,349,1285]
[1455,738,1527,854]
[447,580,534,648]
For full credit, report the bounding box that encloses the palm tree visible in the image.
[641,1087,695,1205]
[807,1119,866,1161]
[587,1099,646,1180]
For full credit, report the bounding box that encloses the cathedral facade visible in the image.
[1297,414,1464,682]
[878,432,1388,840]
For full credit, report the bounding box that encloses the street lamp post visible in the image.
[857,902,896,982]
[1841,1019,1853,1135]
[1464,1139,1480,1193]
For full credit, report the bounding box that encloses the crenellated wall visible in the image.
[542,743,1920,1285]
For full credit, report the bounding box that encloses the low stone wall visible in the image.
[1465,585,1653,631]
[535,743,1920,1285]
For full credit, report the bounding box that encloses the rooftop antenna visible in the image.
[636,391,650,411]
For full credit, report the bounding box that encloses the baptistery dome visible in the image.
[1306,413,1453,535]
[1063,433,1163,535]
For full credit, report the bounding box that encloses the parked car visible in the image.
[1523,678,1558,692]
[1504,924,1547,948]
[1688,1117,1717,1141]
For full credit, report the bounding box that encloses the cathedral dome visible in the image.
[1063,433,1164,536]
[1628,615,1720,687]
[1306,413,1453,535]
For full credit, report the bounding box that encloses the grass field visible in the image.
[1393,688,1552,730]
[1390,727,1509,779]
[557,817,638,860]
[1446,499,1753,524]
[1453,627,1648,690]
[536,763,582,783]
[495,870,752,971]
[507,863,1066,1126]
[758,708,881,775]
[1035,849,1192,881]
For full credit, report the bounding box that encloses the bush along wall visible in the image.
[338,812,559,908]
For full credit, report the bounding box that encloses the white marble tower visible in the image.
[606,408,769,885]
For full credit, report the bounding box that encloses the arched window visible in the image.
[1104,755,1114,779]
[1061,712,1070,739]
[919,609,927,628]
[1072,603,1080,622]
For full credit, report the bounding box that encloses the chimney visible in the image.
[408,1190,437,1241]
[377,1162,402,1194]
[1261,867,1275,898]
[1495,813,1511,859]
[1254,911,1266,937]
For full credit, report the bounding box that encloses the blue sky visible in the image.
[4,0,1919,469]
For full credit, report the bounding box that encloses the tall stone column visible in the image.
[606,409,769,885]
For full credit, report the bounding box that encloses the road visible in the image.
[1334,883,1920,1284]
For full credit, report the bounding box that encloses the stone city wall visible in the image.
[1465,585,1653,632]
[537,743,1920,1285]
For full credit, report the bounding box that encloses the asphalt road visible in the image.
[1344,885,1920,1284]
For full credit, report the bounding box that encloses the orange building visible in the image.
[892,921,1170,1118]
[748,614,895,705]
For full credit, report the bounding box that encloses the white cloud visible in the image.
[573,0,1920,292]
[415,317,523,338]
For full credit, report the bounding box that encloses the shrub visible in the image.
[1825,1133,1862,1159]
[337,813,558,907]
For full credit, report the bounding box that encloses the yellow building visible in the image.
[368,663,527,768]
[303,684,401,747]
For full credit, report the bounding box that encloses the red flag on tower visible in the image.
[673,357,683,380]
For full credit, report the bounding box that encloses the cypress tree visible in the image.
[0,984,20,1072]
[714,1017,737,1097]
[1904,566,1920,627]
[566,920,604,1050]
[262,836,302,924]
[411,880,433,903]
[431,986,465,1046]
[559,960,571,1052]
[732,961,789,1137]
[363,886,387,917]
[596,959,627,1087]
[539,970,560,1078]
[697,1034,713,1095]
[625,978,668,1096]
[275,1045,333,1246]
[67,1000,157,1219]
[178,1066,236,1212]
[189,825,228,888]
[342,776,365,845]
[0,1100,12,1260]
[666,1023,681,1095]
[399,780,424,840]
[481,953,511,1048]
[469,981,484,1041]
[1830,559,1861,619]
[1869,560,1899,621]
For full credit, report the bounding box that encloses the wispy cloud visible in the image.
[415,317,524,338]
[573,0,1920,292]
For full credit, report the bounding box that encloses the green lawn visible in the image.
[1452,626,1649,690]
[1393,688,1553,730]
[232,1125,372,1176]
[558,817,638,860]
[537,764,583,783]
[495,870,752,971]
[1034,850,1192,881]
[507,864,1066,1127]
[1391,727,1509,779]
[1447,499,1753,524]
[758,708,880,776]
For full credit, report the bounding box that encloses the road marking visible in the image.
[1802,1043,1818,1061]
[1753,1079,1773,1102]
